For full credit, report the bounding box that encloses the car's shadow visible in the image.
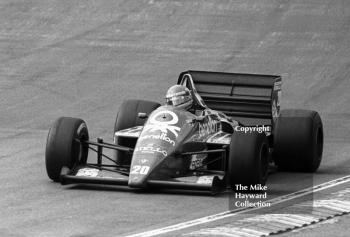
[66,183,230,197]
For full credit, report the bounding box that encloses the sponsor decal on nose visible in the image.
[135,144,168,156]
[139,132,176,146]
[143,110,181,137]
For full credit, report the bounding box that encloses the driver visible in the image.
[165,85,194,111]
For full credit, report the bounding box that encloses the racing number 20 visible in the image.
[131,165,150,175]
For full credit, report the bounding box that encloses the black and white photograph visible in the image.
[1,0,350,236]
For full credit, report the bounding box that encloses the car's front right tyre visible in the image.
[45,117,89,182]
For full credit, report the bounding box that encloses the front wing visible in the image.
[60,165,226,194]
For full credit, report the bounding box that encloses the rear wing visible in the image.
[178,70,281,126]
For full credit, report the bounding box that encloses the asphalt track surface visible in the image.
[0,0,349,237]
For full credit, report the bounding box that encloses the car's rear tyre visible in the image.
[228,132,269,191]
[114,100,160,165]
[273,109,323,172]
[45,117,89,182]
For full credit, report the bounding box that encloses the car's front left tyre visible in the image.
[228,131,269,191]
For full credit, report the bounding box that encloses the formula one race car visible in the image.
[45,71,323,193]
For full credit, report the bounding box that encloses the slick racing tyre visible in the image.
[273,109,323,172]
[114,100,160,165]
[45,117,89,182]
[228,131,269,190]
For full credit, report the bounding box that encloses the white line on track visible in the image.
[124,175,350,237]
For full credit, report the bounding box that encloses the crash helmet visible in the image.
[165,85,193,110]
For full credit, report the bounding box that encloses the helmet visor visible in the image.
[166,95,190,106]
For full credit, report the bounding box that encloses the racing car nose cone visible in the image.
[128,174,148,188]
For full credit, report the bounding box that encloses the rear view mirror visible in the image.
[138,112,148,119]
[186,116,205,124]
